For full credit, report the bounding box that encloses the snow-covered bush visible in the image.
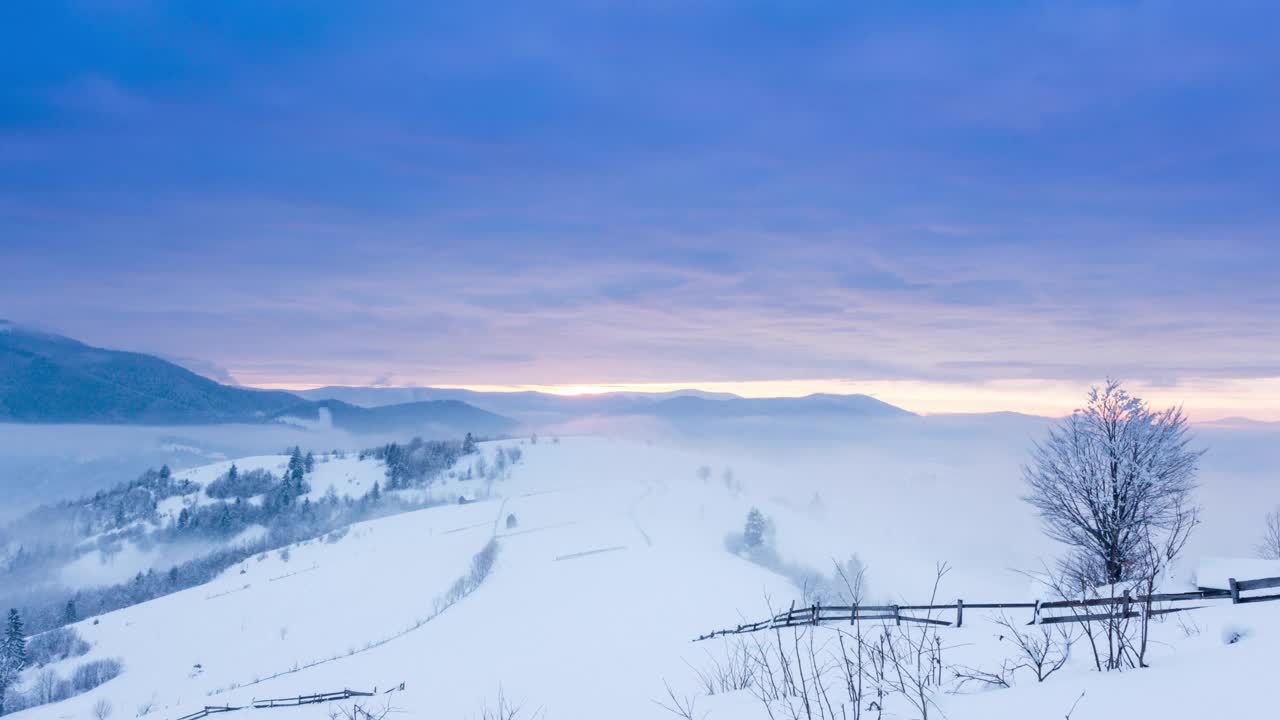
[24,626,90,668]
[437,539,500,612]
[1,658,123,715]
[71,658,123,692]
[205,466,278,499]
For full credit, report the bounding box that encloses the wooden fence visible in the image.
[252,688,374,709]
[694,575,1280,642]
[171,685,397,720]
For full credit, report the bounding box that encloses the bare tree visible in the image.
[34,668,61,705]
[1024,379,1202,585]
[1259,507,1280,560]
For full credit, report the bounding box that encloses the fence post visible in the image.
[956,599,964,628]
[1122,590,1132,619]
[1229,578,1240,604]
[813,602,820,626]
[894,605,901,626]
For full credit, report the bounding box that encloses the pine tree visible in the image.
[369,481,382,503]
[64,598,78,624]
[288,446,305,482]
[177,507,190,530]
[159,464,171,480]
[3,608,26,671]
[462,433,477,454]
[743,508,768,549]
[304,451,315,474]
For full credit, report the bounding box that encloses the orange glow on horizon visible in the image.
[243,376,1280,422]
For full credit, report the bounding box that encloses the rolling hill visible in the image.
[0,322,514,435]
[300,385,914,425]
[0,322,302,424]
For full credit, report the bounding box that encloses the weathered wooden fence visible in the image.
[694,575,1280,642]
[171,685,398,720]
[174,705,243,720]
[252,688,374,709]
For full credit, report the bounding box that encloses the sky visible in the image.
[2,1,1278,419]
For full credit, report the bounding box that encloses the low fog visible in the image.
[0,421,445,523]
[5,411,1277,606]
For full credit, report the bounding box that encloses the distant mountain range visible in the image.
[1,321,913,430]
[300,385,914,424]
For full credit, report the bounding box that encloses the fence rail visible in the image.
[170,685,398,720]
[253,688,374,709]
[693,575,1280,642]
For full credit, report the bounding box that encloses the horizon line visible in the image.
[239,377,1280,423]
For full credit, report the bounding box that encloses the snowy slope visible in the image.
[9,436,1280,720]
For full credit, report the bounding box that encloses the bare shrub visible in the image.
[72,658,124,692]
[687,562,954,720]
[26,626,91,667]
[990,613,1073,683]
[689,638,756,695]
[438,539,499,611]
[93,697,114,720]
[1260,507,1280,560]
[327,700,394,720]
[33,668,67,705]
[654,681,701,720]
[475,686,543,720]
[877,564,950,720]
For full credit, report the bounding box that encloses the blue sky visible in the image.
[2,2,1278,416]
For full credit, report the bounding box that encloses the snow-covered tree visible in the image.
[743,508,769,549]
[1023,379,1202,585]
[1,608,27,710]
[288,447,305,482]
[1261,507,1280,560]
[462,432,477,454]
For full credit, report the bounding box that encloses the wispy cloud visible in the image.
[1,1,1278,417]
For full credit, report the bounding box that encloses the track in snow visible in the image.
[553,545,628,562]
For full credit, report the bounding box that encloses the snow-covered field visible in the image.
[8,432,1280,719]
